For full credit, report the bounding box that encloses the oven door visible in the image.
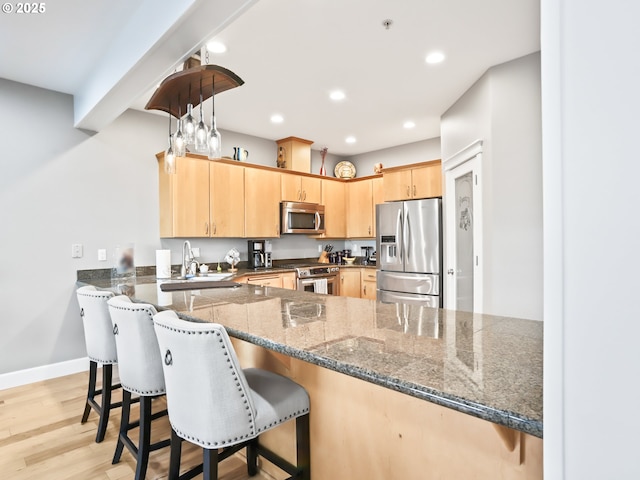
[297,274,339,295]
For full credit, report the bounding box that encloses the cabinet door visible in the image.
[245,168,281,238]
[301,176,321,203]
[321,179,346,238]
[281,272,297,290]
[247,275,283,288]
[347,179,374,238]
[411,163,443,199]
[383,170,412,201]
[210,162,244,237]
[172,156,210,237]
[340,269,361,298]
[281,173,302,201]
[371,177,384,237]
[361,269,377,300]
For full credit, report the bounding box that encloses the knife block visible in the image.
[318,251,329,263]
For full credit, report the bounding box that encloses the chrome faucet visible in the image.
[181,240,199,278]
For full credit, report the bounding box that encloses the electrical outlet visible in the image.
[98,249,107,261]
[318,244,323,253]
[192,247,200,257]
[71,243,83,258]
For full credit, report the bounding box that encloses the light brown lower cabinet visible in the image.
[339,269,361,297]
[235,272,297,290]
[231,339,543,480]
[361,269,377,299]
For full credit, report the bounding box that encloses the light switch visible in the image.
[71,243,83,258]
[98,249,107,261]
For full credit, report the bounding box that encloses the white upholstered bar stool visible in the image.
[107,295,170,480]
[152,310,311,480]
[76,285,121,443]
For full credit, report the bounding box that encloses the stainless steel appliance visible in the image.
[361,246,374,265]
[280,202,325,234]
[286,265,340,295]
[248,239,272,269]
[376,198,442,307]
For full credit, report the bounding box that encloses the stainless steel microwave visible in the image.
[280,201,325,234]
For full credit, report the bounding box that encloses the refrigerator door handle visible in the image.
[405,210,411,264]
[397,208,403,263]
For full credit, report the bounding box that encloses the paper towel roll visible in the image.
[156,250,172,278]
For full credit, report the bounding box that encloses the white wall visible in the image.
[440,53,542,321]
[346,137,441,176]
[542,1,640,478]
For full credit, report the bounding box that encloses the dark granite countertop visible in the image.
[78,274,542,438]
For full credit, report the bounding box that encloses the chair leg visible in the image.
[246,438,259,477]
[81,360,97,424]
[95,364,113,443]
[203,447,219,480]
[135,396,152,480]
[296,414,311,480]
[168,429,182,480]
[112,390,131,465]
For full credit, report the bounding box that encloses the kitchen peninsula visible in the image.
[78,273,542,479]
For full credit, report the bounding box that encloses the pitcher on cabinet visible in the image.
[233,147,249,161]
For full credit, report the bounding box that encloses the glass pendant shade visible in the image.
[194,103,209,153]
[183,103,196,145]
[207,114,222,159]
[165,136,176,174]
[174,118,186,157]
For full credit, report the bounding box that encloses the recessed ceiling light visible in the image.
[270,114,284,124]
[425,51,445,64]
[403,121,416,129]
[345,136,356,144]
[207,41,227,54]
[330,90,346,101]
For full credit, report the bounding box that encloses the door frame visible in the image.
[443,139,484,313]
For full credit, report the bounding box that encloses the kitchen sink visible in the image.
[159,273,239,292]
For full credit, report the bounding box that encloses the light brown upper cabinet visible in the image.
[346,177,382,239]
[383,160,442,201]
[319,179,346,238]
[158,154,210,237]
[210,162,245,237]
[281,173,321,204]
[245,167,281,238]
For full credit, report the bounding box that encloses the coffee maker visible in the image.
[361,246,375,265]
[248,240,272,269]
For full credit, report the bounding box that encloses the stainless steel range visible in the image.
[283,265,340,295]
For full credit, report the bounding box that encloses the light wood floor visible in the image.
[0,370,276,480]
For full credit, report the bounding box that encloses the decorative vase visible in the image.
[319,147,328,176]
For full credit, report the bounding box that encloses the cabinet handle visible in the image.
[363,284,367,295]
[406,185,410,197]
[341,275,344,283]
[368,225,372,235]
[213,222,217,234]
[303,190,307,201]
[413,185,416,196]
[298,190,302,201]
[205,222,209,235]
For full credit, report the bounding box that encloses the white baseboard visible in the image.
[0,357,89,391]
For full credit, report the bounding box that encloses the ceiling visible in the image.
[0,0,539,156]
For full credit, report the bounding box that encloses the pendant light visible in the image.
[194,78,209,153]
[183,84,196,146]
[174,96,186,157]
[208,75,222,159]
[164,111,176,174]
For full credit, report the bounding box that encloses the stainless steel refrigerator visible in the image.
[376,198,442,307]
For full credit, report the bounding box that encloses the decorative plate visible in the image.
[334,161,356,179]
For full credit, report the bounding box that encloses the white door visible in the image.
[444,148,483,313]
